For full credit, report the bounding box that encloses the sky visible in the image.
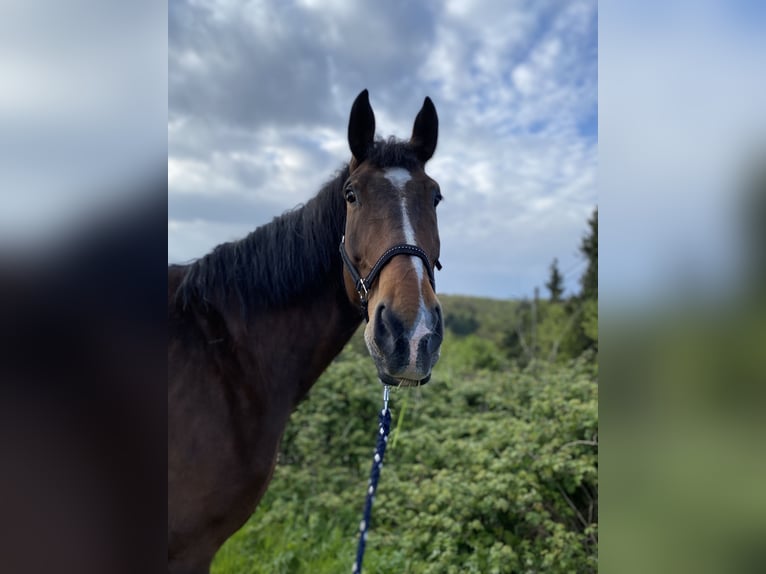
[168,0,598,300]
[1,1,762,307]
[599,0,766,307]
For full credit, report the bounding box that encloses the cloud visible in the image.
[169,0,598,299]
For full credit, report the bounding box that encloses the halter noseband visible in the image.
[339,236,442,322]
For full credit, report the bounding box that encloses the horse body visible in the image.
[168,90,441,573]
[167,186,360,573]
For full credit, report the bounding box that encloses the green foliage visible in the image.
[500,300,589,366]
[211,326,598,573]
[536,302,574,362]
[581,299,598,348]
[439,332,507,373]
[439,295,520,345]
[500,208,599,367]
[444,309,481,336]
[501,300,533,366]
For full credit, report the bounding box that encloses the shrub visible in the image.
[212,346,598,573]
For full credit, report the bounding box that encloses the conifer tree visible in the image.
[545,258,564,302]
[580,207,598,300]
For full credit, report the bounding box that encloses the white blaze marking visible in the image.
[399,197,424,283]
[393,177,432,373]
[383,167,411,191]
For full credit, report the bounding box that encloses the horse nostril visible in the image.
[432,305,444,334]
[372,303,408,359]
[373,304,398,354]
[425,333,442,356]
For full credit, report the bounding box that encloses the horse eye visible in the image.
[433,190,442,208]
[345,189,357,204]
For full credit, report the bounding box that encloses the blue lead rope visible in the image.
[352,385,392,574]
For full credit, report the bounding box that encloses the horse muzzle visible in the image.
[364,302,443,387]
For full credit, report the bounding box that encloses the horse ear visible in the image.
[410,96,438,163]
[348,89,376,163]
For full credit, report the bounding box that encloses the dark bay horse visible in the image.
[168,90,444,573]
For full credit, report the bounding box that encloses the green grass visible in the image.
[212,515,354,574]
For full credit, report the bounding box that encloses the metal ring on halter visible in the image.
[358,280,369,302]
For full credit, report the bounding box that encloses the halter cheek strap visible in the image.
[339,236,442,322]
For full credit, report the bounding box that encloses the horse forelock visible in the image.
[365,137,421,171]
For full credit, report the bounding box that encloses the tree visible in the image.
[580,207,598,300]
[504,208,600,366]
[545,258,564,302]
[556,208,598,360]
[444,309,480,336]
[501,300,532,366]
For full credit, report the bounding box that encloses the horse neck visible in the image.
[219,177,361,406]
[241,285,360,407]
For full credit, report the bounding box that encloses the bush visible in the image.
[439,333,506,373]
[445,310,481,336]
[212,343,598,573]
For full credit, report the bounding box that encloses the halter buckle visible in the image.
[358,280,369,302]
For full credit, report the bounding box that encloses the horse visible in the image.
[167,90,444,573]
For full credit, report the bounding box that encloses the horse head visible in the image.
[341,90,443,387]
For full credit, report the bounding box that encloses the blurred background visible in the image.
[0,0,166,249]
[0,2,166,574]
[600,1,766,572]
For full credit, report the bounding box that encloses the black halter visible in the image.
[339,236,442,322]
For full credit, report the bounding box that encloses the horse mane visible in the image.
[173,138,420,318]
[175,165,350,317]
